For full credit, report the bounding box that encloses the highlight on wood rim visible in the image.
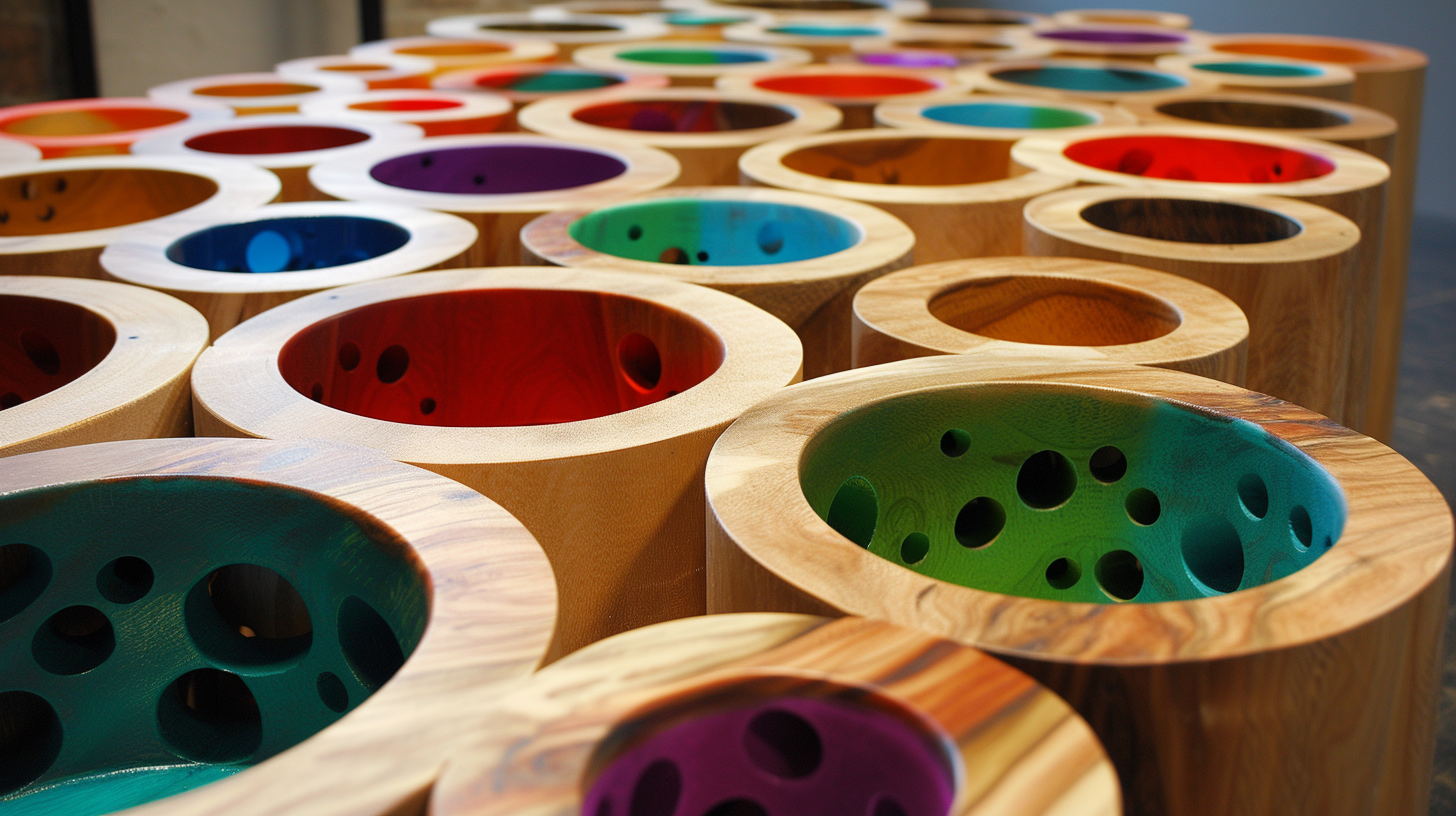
[432,62,670,104]
[0,97,234,159]
[960,57,1219,101]
[1154,53,1358,100]
[425,10,670,49]
[275,54,435,90]
[147,72,368,114]
[298,89,513,137]
[348,35,560,74]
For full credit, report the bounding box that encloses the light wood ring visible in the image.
[0,97,234,159]
[573,40,814,87]
[721,20,895,61]
[299,90,513,138]
[1025,25,1212,61]
[959,57,1217,102]
[1153,54,1357,101]
[425,12,670,58]
[348,36,559,76]
[0,138,42,166]
[431,63,671,108]
[672,0,927,22]
[275,54,435,91]
[715,64,965,129]
[1199,33,1428,75]
[875,93,1135,138]
[858,29,1056,63]
[148,72,368,115]
[1052,9,1192,30]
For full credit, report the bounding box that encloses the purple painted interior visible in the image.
[368,144,628,194]
[583,695,954,816]
[1039,28,1187,44]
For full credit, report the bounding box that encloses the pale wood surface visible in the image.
[349,36,560,75]
[0,138,42,165]
[148,72,368,115]
[860,29,1056,63]
[574,40,814,87]
[962,57,1219,102]
[1053,9,1191,29]
[430,613,1120,816]
[275,54,435,91]
[704,353,1453,816]
[425,11,670,58]
[1154,54,1356,101]
[722,21,895,61]
[299,90,513,138]
[685,0,926,22]
[0,97,234,159]
[715,64,965,129]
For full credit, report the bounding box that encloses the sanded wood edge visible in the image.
[874,93,1137,136]
[300,90,513,131]
[349,37,560,74]
[1115,89,1397,153]
[148,72,369,112]
[573,40,815,81]
[426,11,671,45]
[1153,53,1356,99]
[959,57,1220,102]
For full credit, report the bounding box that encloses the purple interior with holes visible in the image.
[1039,28,1187,44]
[582,696,953,816]
[367,145,628,194]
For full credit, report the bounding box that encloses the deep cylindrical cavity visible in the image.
[782,137,1014,185]
[570,99,796,132]
[1078,198,1304,244]
[165,216,412,273]
[0,295,117,410]
[928,276,1181,346]
[989,66,1186,93]
[367,144,627,194]
[1062,134,1336,182]
[182,125,370,155]
[0,168,217,236]
[1152,99,1352,130]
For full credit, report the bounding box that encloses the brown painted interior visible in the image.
[0,168,217,237]
[929,275,1182,346]
[1080,197,1304,245]
[781,137,1017,185]
[1154,99,1351,130]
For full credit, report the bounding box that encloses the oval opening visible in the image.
[0,295,117,410]
[753,74,938,97]
[1213,41,1387,65]
[782,136,1015,185]
[482,21,621,32]
[1037,28,1186,44]
[922,102,1097,129]
[1191,60,1325,78]
[990,65,1186,93]
[475,69,623,93]
[183,125,370,155]
[0,167,217,237]
[858,51,959,69]
[1080,198,1304,244]
[193,82,320,97]
[398,41,510,56]
[767,25,885,37]
[665,13,754,25]
[319,62,393,72]
[350,98,463,112]
[616,48,769,65]
[725,0,883,8]
[571,99,796,132]
[1154,99,1351,130]
[929,275,1181,346]
[2,107,188,137]
[1063,134,1336,182]
[165,215,411,273]
[369,144,627,194]
[905,10,1034,25]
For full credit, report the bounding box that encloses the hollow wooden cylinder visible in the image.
[130,115,424,202]
[307,134,679,267]
[431,613,1121,816]
[1011,124,1390,434]
[0,138,41,166]
[0,436,555,816]
[1026,25,1210,62]
[0,276,207,457]
[432,64,671,130]
[543,0,677,15]
[739,128,1073,263]
[0,97,233,159]
[894,7,1049,32]
[875,93,1136,139]
[1154,54,1356,101]
[844,32,1055,68]
[657,9,774,41]
[275,54,434,90]
[674,0,927,22]
[704,354,1453,816]
[191,267,802,660]
[349,36,560,75]
[518,88,840,187]
[1053,9,1191,29]
[426,12,670,59]
[715,65,963,129]
[573,41,813,88]
[852,256,1248,384]
[522,186,914,377]
[722,20,894,61]
[148,72,367,116]
[0,155,281,279]
[99,201,477,341]
[962,57,1217,103]
[299,90,513,138]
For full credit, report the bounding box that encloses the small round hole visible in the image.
[1237,473,1269,519]
[954,496,1004,548]
[757,221,784,254]
[420,397,437,415]
[473,174,486,185]
[939,428,970,457]
[628,224,643,240]
[658,246,689,264]
[1016,450,1076,509]
[97,556,153,604]
[157,668,262,762]
[376,344,409,383]
[744,708,822,779]
[0,543,52,624]
[1095,550,1143,601]
[1290,505,1313,550]
[317,671,349,713]
[630,759,681,816]
[704,800,769,816]
[872,797,910,816]
[1045,557,1081,590]
[696,250,709,262]
[827,476,877,547]
[32,605,114,675]
[617,333,662,392]
[338,595,404,691]
[0,691,62,795]
[19,330,60,376]
[1182,516,1245,594]
[310,383,324,401]
[1125,488,1161,525]
[187,564,313,667]
[1089,446,1127,483]
[54,178,66,193]
[900,532,929,564]
[338,341,361,371]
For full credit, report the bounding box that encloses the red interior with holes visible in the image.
[350,98,463,111]
[1062,135,1336,183]
[184,125,371,155]
[277,289,726,426]
[751,74,940,97]
[0,296,116,410]
[193,82,321,97]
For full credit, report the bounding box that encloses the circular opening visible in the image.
[571,99,796,132]
[616,48,769,65]
[1089,446,1127,483]
[858,51,960,69]
[1064,134,1337,183]
[991,65,1185,93]
[1095,550,1143,600]
[568,198,860,265]
[193,82,320,98]
[743,708,823,778]
[1290,504,1314,550]
[0,691,62,795]
[183,125,370,155]
[900,532,930,564]
[97,555,154,604]
[475,69,624,93]
[1038,28,1186,44]
[156,668,263,762]
[1191,60,1325,78]
[1181,515,1245,593]
[185,564,313,667]
[726,0,883,9]
[316,671,349,713]
[165,215,411,273]
[781,136,1016,186]
[906,10,1032,24]
[0,296,117,409]
[1080,197,1305,244]
[666,13,754,25]
[940,428,971,457]
[827,476,877,547]
[2,107,188,137]
[338,595,407,690]
[928,275,1182,346]
[895,38,1013,52]
[768,24,884,37]
[1045,556,1081,589]
[482,21,621,33]
[922,102,1097,129]
[0,543,52,625]
[0,168,217,236]
[319,62,392,72]
[399,41,509,57]
[954,497,1004,548]
[1016,450,1077,509]
[350,98,463,112]
[1125,488,1161,525]
[369,144,627,194]
[279,289,725,426]
[1213,41,1385,65]
[1155,99,1352,130]
[1237,473,1269,519]
[630,759,682,816]
[752,74,939,97]
[32,605,115,675]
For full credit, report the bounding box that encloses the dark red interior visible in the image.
[571,99,795,132]
[1062,135,1335,183]
[350,98,463,112]
[277,289,725,426]
[752,74,939,97]
[0,296,116,410]
[184,125,370,155]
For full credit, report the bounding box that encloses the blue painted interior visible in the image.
[991,66,1187,92]
[165,216,411,274]
[921,101,1099,129]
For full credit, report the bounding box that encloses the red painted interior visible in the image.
[571,99,794,132]
[398,42,510,57]
[320,63,393,72]
[277,289,725,426]
[0,295,116,410]
[1214,41,1386,65]
[751,74,939,97]
[1062,135,1336,183]
[184,125,370,155]
[350,98,463,112]
[194,82,321,97]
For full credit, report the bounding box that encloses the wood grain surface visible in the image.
[148,72,368,115]
[349,36,559,76]
[715,64,965,129]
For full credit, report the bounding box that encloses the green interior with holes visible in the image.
[0,477,427,816]
[800,384,1346,603]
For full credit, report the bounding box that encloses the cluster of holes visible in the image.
[0,176,67,226]
[621,220,788,264]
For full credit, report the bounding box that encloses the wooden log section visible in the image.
[0,436,555,816]
[888,7,1049,45]
[517,88,840,187]
[704,353,1453,816]
[432,64,670,130]
[852,256,1248,385]
[722,20,895,62]
[299,90,513,138]
[739,128,1073,263]
[0,276,207,457]
[100,201,476,341]
[0,97,233,159]
[1154,54,1356,101]
[148,72,367,116]
[191,266,802,660]
[522,186,914,378]
[275,54,434,91]
[1053,9,1192,29]
[131,115,424,202]
[307,134,678,267]
[961,57,1218,103]
[875,93,1136,140]
[0,155,281,279]
[1026,25,1212,62]
[573,41,813,89]
[1023,187,1358,423]
[430,614,1121,816]
[715,65,965,130]
[1200,34,1426,442]
[425,12,669,59]
[1011,124,1389,435]
[348,36,559,76]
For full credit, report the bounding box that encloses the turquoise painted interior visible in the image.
[991,66,1187,93]
[0,477,428,815]
[801,384,1346,603]
[165,215,411,273]
[616,48,769,65]
[569,197,862,265]
[1192,61,1326,78]
[501,71,621,92]
[921,102,1098,129]
[769,24,884,37]
[664,12,754,25]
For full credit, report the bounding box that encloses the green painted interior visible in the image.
[920,102,1098,130]
[504,71,621,92]
[800,384,1346,603]
[1192,61,1326,78]
[616,48,769,65]
[0,477,427,815]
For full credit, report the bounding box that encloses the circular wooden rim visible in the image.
[99,201,478,295]
[192,266,803,463]
[1115,89,1397,145]
[867,29,1056,61]
[275,54,435,87]
[430,614,1120,816]
[148,72,368,111]
[298,89,513,127]
[573,40,814,80]
[0,138,43,165]
[705,354,1453,664]
[1011,123,1391,198]
[0,276,209,455]
[672,0,927,19]
[874,93,1136,135]
[522,185,915,286]
[130,114,424,170]
[1027,24,1211,58]
[431,64,670,103]
[426,12,669,44]
[1154,53,1357,91]
[738,127,1073,205]
[307,133,680,214]
[517,87,842,150]
[1052,9,1192,29]
[0,436,555,816]
[722,20,892,50]
[0,97,234,154]
[960,57,1219,101]
[714,63,964,105]
[853,256,1248,366]
[895,7,1049,28]
[348,36,560,73]
[1200,33,1428,73]
[0,155,282,256]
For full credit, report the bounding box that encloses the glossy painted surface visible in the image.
[751,74,938,97]
[1062,134,1336,183]
[350,98,463,112]
[183,125,369,156]
[474,69,623,93]
[990,66,1186,93]
[921,102,1097,129]
[571,99,795,132]
[569,198,860,265]
[166,216,411,273]
[193,82,320,98]
[1190,61,1326,78]
[0,107,187,137]
[767,25,884,37]
[368,145,627,194]
[616,48,769,65]
[857,51,959,69]
[0,295,115,410]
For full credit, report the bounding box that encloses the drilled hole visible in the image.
[630,759,681,816]
[1095,550,1143,601]
[757,221,784,254]
[628,224,643,240]
[338,341,361,371]
[1182,516,1245,593]
[1016,450,1076,509]
[420,397,437,415]
[310,383,323,402]
[0,691,62,795]
[1125,488,1161,525]
[97,556,153,604]
[939,428,970,457]
[617,333,662,391]
[338,595,405,691]
[827,476,877,547]
[187,564,313,667]
[900,532,929,564]
[873,797,910,816]
[1089,446,1126,483]
[0,543,51,624]
[954,496,1004,548]
[32,605,114,676]
[157,668,262,762]
[1237,473,1269,519]
[1045,557,1081,590]
[744,708,822,779]
[658,246,689,264]
[1290,505,1313,550]
[376,344,409,383]
[317,672,349,713]
[704,801,768,816]
[19,330,60,375]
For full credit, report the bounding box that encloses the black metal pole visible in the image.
[360,0,386,43]
[59,0,98,98]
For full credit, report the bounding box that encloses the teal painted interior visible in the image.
[0,477,428,815]
[568,197,862,265]
[616,48,769,65]
[664,12,754,25]
[920,102,1098,129]
[800,384,1346,603]
[991,66,1187,93]
[505,71,621,92]
[1192,61,1326,78]
[769,24,884,36]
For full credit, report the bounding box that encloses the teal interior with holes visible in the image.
[568,197,862,265]
[616,48,769,65]
[920,102,1098,129]
[991,66,1186,93]
[1192,61,1326,78]
[800,384,1346,603]
[769,24,884,37]
[0,477,427,815]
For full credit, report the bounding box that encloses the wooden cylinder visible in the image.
[543,0,677,15]
[0,155,281,279]
[0,138,41,166]
[1011,124,1390,434]
[432,64,670,130]
[307,134,679,267]
[704,353,1453,816]
[722,20,894,61]
[430,613,1121,816]
[299,89,513,137]
[130,115,424,202]
[1022,187,1360,424]
[1154,53,1356,101]
[876,93,1136,137]
[0,436,555,816]
[0,97,233,159]
[522,185,914,377]
[573,41,813,88]
[1053,9,1192,29]
[348,36,559,75]
[518,88,840,187]
[739,128,1073,263]
[99,201,477,341]
[148,72,367,116]
[191,266,802,660]
[274,54,434,91]
[961,57,1218,103]
[0,276,207,457]
[852,256,1248,384]
[426,12,670,59]
[1025,25,1211,62]
[673,0,927,22]
[843,33,1054,68]
[715,65,964,129]
[658,9,774,41]
[890,7,1048,38]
